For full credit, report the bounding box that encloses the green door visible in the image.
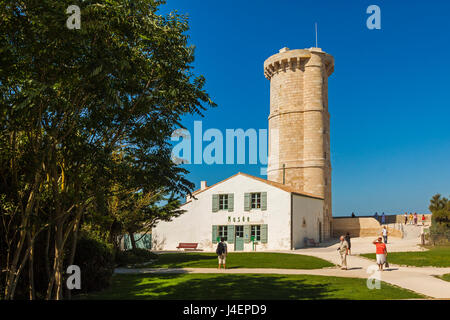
[235,225,244,251]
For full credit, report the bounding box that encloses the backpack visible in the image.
[216,242,225,255]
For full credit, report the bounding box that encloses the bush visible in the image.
[71,233,115,293]
[115,248,158,266]
[430,219,450,245]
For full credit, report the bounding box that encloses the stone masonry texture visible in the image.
[264,47,334,240]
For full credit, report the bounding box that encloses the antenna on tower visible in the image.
[315,22,318,47]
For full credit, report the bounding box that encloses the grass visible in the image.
[360,246,450,267]
[78,273,424,300]
[436,274,450,282]
[139,252,334,269]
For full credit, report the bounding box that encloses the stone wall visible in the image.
[332,217,402,238]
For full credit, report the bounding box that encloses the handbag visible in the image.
[385,259,389,268]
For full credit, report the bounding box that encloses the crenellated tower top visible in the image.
[264,47,334,80]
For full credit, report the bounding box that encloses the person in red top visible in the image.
[421,214,426,226]
[373,237,387,271]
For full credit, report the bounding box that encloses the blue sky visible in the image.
[163,0,450,216]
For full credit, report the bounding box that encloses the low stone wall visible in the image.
[332,217,402,238]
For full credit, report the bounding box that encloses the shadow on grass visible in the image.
[86,274,338,300]
[149,253,217,268]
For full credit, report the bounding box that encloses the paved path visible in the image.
[276,237,450,299]
[116,237,450,299]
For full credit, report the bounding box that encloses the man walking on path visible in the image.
[338,236,349,270]
[381,212,386,224]
[373,237,388,271]
[382,226,388,244]
[216,237,228,270]
[404,212,408,225]
[414,212,418,225]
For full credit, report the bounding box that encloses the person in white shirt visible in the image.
[382,226,388,244]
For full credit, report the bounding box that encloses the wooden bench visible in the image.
[176,243,199,251]
[304,238,319,247]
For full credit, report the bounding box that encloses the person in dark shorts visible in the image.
[216,237,228,269]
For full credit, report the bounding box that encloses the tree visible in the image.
[0,0,214,299]
[428,194,450,244]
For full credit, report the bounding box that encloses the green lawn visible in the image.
[78,273,424,300]
[437,274,450,282]
[360,246,450,267]
[141,252,334,269]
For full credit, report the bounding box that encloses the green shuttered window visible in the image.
[261,224,268,243]
[212,194,219,212]
[244,193,250,211]
[212,225,218,243]
[213,194,234,212]
[244,225,251,243]
[261,192,267,211]
[228,193,234,212]
[245,192,267,211]
[227,225,235,243]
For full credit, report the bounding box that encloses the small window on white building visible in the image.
[218,225,228,240]
[251,193,261,209]
[219,194,228,210]
[251,225,261,241]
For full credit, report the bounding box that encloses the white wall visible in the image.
[152,174,293,251]
[292,194,324,248]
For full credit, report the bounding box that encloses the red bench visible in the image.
[176,243,199,251]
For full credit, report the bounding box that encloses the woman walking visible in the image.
[373,237,388,271]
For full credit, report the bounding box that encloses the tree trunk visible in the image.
[129,232,137,250]
[66,207,83,300]
[28,232,35,300]
[4,173,40,299]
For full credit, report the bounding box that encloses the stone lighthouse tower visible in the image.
[264,47,334,240]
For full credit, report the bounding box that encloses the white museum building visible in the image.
[151,172,324,251]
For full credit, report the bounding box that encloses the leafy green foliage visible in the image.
[428,194,450,243]
[71,233,115,294]
[0,0,214,299]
